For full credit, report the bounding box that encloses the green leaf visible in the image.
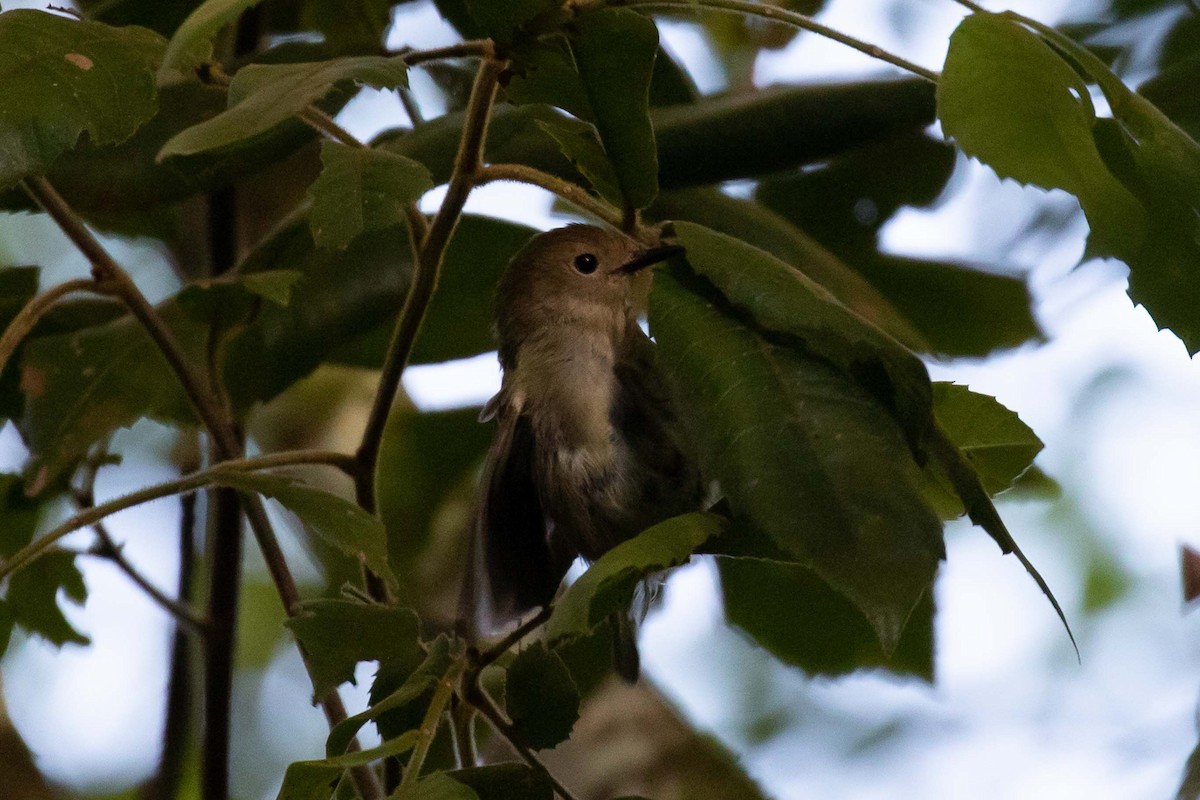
[375,407,493,586]
[240,270,304,306]
[546,513,726,643]
[719,557,934,680]
[851,254,1041,357]
[648,189,928,351]
[395,773,480,800]
[937,12,1146,261]
[505,642,580,750]
[569,8,660,209]
[6,551,89,649]
[650,262,944,651]
[157,0,265,85]
[326,635,452,757]
[159,55,409,158]
[0,10,164,188]
[505,38,594,121]
[1139,54,1200,140]
[278,731,420,800]
[755,130,956,256]
[1015,15,1200,354]
[331,216,534,369]
[309,142,433,250]
[211,470,396,590]
[0,267,40,423]
[298,0,395,52]
[462,0,558,46]
[444,764,552,800]
[0,79,327,218]
[285,600,422,699]
[535,117,623,209]
[666,221,934,450]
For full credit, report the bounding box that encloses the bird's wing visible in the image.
[474,402,564,627]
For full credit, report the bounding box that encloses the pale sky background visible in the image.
[2,0,1199,798]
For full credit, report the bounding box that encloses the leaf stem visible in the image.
[0,278,104,380]
[298,106,365,149]
[0,449,356,584]
[355,50,504,506]
[392,41,493,64]
[474,606,552,670]
[600,0,940,83]
[949,0,988,13]
[477,164,626,229]
[398,662,466,792]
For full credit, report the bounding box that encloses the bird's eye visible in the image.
[573,253,598,274]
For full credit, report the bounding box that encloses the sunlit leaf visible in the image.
[0,10,163,188]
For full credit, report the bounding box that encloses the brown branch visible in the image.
[355,50,504,507]
[476,164,625,229]
[0,278,103,379]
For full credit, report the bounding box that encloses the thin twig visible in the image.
[393,41,493,65]
[354,50,504,507]
[469,688,582,800]
[476,164,626,229]
[475,606,553,670]
[0,278,103,379]
[0,449,360,583]
[949,0,988,12]
[298,107,366,149]
[74,452,208,635]
[603,0,940,83]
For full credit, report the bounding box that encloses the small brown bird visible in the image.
[472,224,701,679]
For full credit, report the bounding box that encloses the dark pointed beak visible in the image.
[618,244,685,274]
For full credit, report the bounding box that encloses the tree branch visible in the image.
[0,449,358,583]
[355,50,504,508]
[599,0,940,83]
[468,686,582,800]
[476,164,625,229]
[0,278,103,379]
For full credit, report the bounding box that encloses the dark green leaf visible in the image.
[648,189,927,350]
[286,600,422,699]
[650,261,943,651]
[332,215,534,369]
[463,0,558,46]
[327,635,453,757]
[719,557,934,680]
[666,221,934,450]
[445,764,552,800]
[0,10,163,188]
[546,513,726,643]
[278,731,420,800]
[755,131,956,255]
[212,470,396,589]
[569,8,660,210]
[159,55,408,158]
[360,633,453,753]
[298,0,394,52]
[937,12,1145,261]
[375,407,492,586]
[535,117,623,208]
[505,642,580,750]
[654,79,935,188]
[308,142,433,250]
[931,382,1043,496]
[6,551,89,648]
[395,773,480,800]
[0,474,42,558]
[77,0,201,37]
[852,254,1041,357]
[0,80,327,217]
[157,0,265,84]
[1140,54,1200,140]
[505,38,594,121]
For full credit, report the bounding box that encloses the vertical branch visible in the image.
[141,443,201,800]
[355,49,504,503]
